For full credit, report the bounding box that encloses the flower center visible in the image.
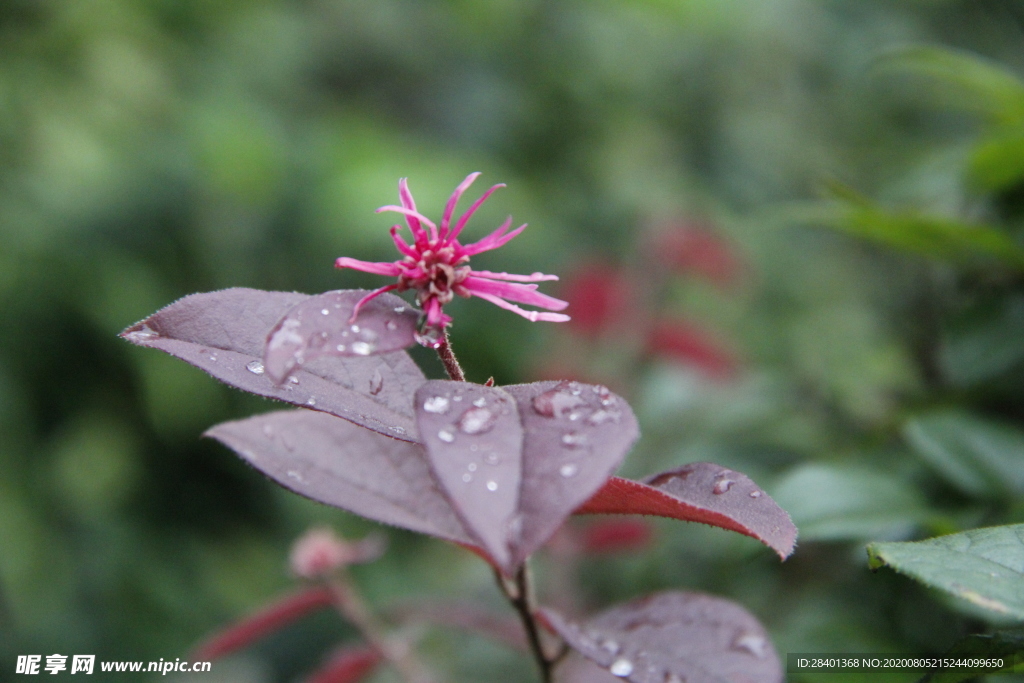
[399,246,470,305]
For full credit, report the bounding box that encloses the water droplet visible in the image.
[486,480,498,491]
[369,369,384,395]
[467,463,477,472]
[473,397,487,408]
[394,306,406,313]
[423,396,450,414]
[561,432,587,448]
[713,479,734,494]
[601,639,620,654]
[749,490,762,498]
[485,453,500,465]
[462,473,472,483]
[437,429,455,443]
[610,659,633,677]
[262,424,274,437]
[385,320,398,331]
[287,470,303,482]
[208,352,218,362]
[414,327,443,348]
[559,463,578,477]
[732,633,768,659]
[453,395,463,401]
[321,308,330,315]
[268,318,303,350]
[350,325,361,333]
[351,341,374,355]
[360,329,378,342]
[457,407,496,435]
[587,409,621,425]
[336,344,346,352]
[125,324,159,342]
[532,383,586,418]
[246,360,265,375]
[306,398,316,406]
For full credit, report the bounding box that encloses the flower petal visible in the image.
[398,178,428,245]
[441,172,481,240]
[348,284,401,323]
[447,182,505,245]
[464,276,569,311]
[388,226,419,258]
[377,206,438,243]
[471,291,571,323]
[468,270,559,283]
[335,257,402,277]
[458,219,526,257]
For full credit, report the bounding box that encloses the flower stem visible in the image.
[326,571,435,683]
[436,331,466,382]
[494,564,554,683]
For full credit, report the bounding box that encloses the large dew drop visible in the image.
[351,341,374,355]
[369,369,384,395]
[246,360,265,375]
[457,407,497,435]
[437,429,455,443]
[732,633,768,659]
[532,383,586,418]
[609,659,634,677]
[423,396,450,414]
[713,479,734,494]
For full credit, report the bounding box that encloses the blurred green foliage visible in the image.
[6,0,1024,681]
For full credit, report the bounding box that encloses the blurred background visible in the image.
[4,0,1024,681]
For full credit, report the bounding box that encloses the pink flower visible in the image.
[335,173,570,332]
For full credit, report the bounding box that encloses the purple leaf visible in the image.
[575,463,797,560]
[263,289,420,384]
[503,381,639,567]
[121,288,425,441]
[205,409,473,546]
[543,591,783,683]
[414,381,524,571]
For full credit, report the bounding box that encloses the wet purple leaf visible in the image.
[544,591,783,683]
[575,463,797,560]
[206,409,473,545]
[263,289,420,384]
[414,381,524,572]
[121,288,426,441]
[503,381,640,567]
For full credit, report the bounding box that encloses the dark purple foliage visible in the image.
[121,288,426,442]
[263,289,420,384]
[206,409,474,546]
[544,591,783,683]
[503,381,640,567]
[576,463,797,559]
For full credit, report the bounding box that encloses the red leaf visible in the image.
[559,264,633,337]
[647,321,738,380]
[206,410,474,546]
[651,223,742,288]
[580,519,654,555]
[191,586,333,660]
[121,288,425,442]
[575,463,797,560]
[263,290,420,384]
[305,644,382,683]
[544,591,782,683]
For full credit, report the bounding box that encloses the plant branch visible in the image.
[495,564,555,683]
[436,330,466,382]
[326,572,435,683]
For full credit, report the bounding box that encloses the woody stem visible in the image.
[436,331,466,382]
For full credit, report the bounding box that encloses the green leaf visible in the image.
[790,196,1024,270]
[772,464,930,542]
[867,525,1024,620]
[970,128,1024,192]
[904,411,1024,499]
[919,630,1024,683]
[876,46,1024,125]
[940,296,1024,386]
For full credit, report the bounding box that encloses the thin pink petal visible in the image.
[464,276,569,311]
[348,284,400,323]
[471,291,572,323]
[441,172,481,240]
[468,270,559,283]
[424,297,446,328]
[335,257,402,277]
[397,178,427,244]
[458,220,526,257]
[447,183,505,245]
[376,206,438,238]
[389,226,418,258]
